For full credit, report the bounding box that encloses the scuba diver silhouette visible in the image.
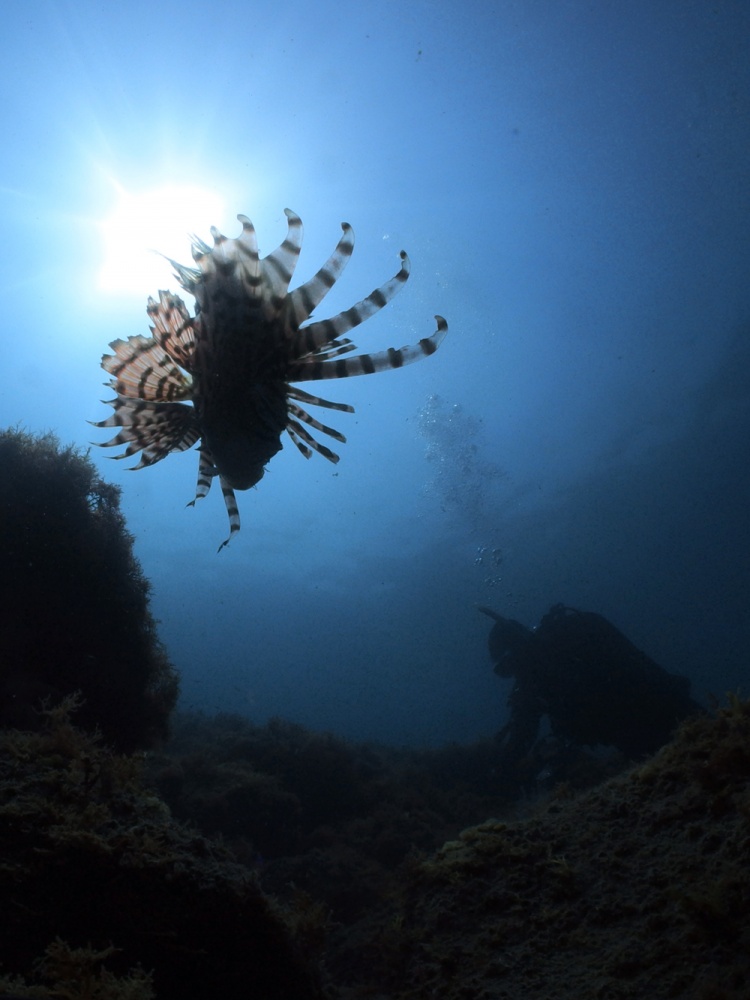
[478,603,703,790]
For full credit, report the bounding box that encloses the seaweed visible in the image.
[0,939,154,1000]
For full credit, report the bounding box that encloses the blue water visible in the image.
[2,0,748,745]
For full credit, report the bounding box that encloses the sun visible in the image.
[98,183,225,296]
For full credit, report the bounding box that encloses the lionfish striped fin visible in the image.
[286,425,312,458]
[101,335,193,402]
[191,234,213,257]
[286,385,355,413]
[287,315,449,382]
[190,215,262,314]
[287,402,346,443]
[286,425,312,459]
[284,391,350,463]
[286,417,341,463]
[94,397,199,468]
[300,337,356,361]
[187,445,216,505]
[287,221,355,327]
[166,256,201,296]
[146,291,197,372]
[185,445,240,551]
[260,209,303,312]
[289,249,410,359]
[216,475,241,551]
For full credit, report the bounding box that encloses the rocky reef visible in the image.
[332,697,750,999]
[0,697,324,1000]
[3,694,748,998]
[2,427,747,997]
[144,698,750,998]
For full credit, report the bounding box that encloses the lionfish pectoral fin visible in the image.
[289,249,410,359]
[287,315,449,382]
[287,385,354,413]
[102,332,193,401]
[286,417,342,463]
[92,397,199,468]
[146,292,197,372]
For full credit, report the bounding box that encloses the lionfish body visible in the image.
[95,209,448,548]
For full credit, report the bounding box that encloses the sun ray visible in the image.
[97,184,225,295]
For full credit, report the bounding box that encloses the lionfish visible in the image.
[94,209,448,548]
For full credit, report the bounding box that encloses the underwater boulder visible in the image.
[0,428,178,751]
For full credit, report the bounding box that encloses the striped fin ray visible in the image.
[288,401,346,443]
[216,475,241,551]
[94,397,199,468]
[286,385,355,413]
[287,222,355,327]
[286,336,358,367]
[186,445,240,551]
[289,250,411,359]
[165,255,201,296]
[286,425,312,459]
[287,315,449,382]
[286,416,342,463]
[190,215,261,314]
[146,291,197,372]
[302,337,356,361]
[259,208,303,316]
[187,445,217,505]
[102,336,193,402]
[191,234,213,256]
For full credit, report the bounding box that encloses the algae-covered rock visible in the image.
[0,427,178,751]
[0,938,155,1000]
[362,697,750,999]
[0,699,325,1000]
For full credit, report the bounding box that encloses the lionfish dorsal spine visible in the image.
[287,221,355,329]
[259,209,303,312]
